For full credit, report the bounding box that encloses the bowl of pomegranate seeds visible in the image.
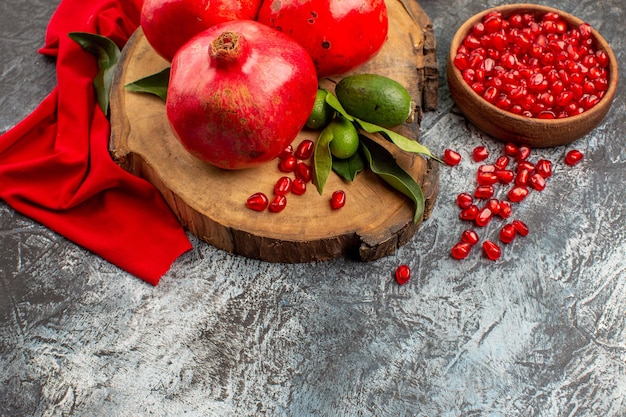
[447,4,618,147]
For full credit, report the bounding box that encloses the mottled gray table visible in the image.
[1,1,625,416]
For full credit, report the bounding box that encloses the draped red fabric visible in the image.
[0,0,193,285]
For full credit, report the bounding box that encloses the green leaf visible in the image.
[124,67,171,101]
[356,118,443,163]
[69,32,121,116]
[332,150,364,182]
[360,136,425,223]
[323,89,354,121]
[313,126,335,195]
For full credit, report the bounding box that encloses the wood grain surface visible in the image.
[109,0,439,263]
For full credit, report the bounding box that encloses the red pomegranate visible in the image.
[141,0,262,62]
[257,0,388,78]
[166,20,318,170]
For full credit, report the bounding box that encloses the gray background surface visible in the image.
[1,0,625,416]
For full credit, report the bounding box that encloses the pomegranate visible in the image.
[257,0,389,78]
[141,0,262,62]
[166,20,318,170]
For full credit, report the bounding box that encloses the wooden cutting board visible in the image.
[109,0,439,263]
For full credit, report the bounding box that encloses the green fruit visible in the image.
[335,74,412,128]
[327,117,359,159]
[306,89,335,130]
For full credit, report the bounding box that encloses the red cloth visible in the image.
[0,0,192,285]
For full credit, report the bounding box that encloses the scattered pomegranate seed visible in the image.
[456,192,474,209]
[535,159,553,178]
[475,207,493,227]
[443,149,462,166]
[295,162,312,182]
[515,168,531,186]
[291,178,307,195]
[475,185,495,199]
[486,198,500,214]
[269,194,287,212]
[472,146,489,162]
[482,240,502,261]
[460,204,479,221]
[395,264,411,285]
[295,140,314,160]
[478,164,496,173]
[499,224,517,243]
[496,169,515,184]
[504,142,518,157]
[274,176,292,196]
[451,242,472,259]
[498,200,513,219]
[461,229,480,246]
[565,149,584,166]
[330,190,346,210]
[529,172,547,191]
[477,171,498,185]
[512,219,529,236]
[517,160,535,172]
[278,145,293,159]
[279,155,297,172]
[516,145,531,161]
[507,185,529,202]
[246,192,269,211]
[495,156,510,170]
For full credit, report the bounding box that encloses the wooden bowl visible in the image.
[447,4,619,147]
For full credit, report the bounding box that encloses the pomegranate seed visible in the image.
[451,242,472,259]
[456,192,474,209]
[274,176,293,195]
[472,146,489,162]
[444,149,462,166]
[330,190,346,210]
[475,207,493,227]
[504,142,518,157]
[278,145,293,159]
[517,160,535,172]
[291,178,307,195]
[295,162,312,182]
[454,53,470,71]
[498,200,513,218]
[499,224,517,243]
[486,198,500,214]
[535,159,553,178]
[269,194,287,212]
[461,229,480,246]
[460,204,479,221]
[529,172,547,191]
[516,145,531,161]
[495,156,510,170]
[512,219,529,236]
[395,264,411,285]
[478,164,496,173]
[246,192,269,211]
[515,168,531,186]
[475,185,495,199]
[508,186,529,202]
[496,169,515,184]
[279,155,297,172]
[477,171,498,185]
[295,140,314,160]
[565,149,584,166]
[482,240,502,261]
